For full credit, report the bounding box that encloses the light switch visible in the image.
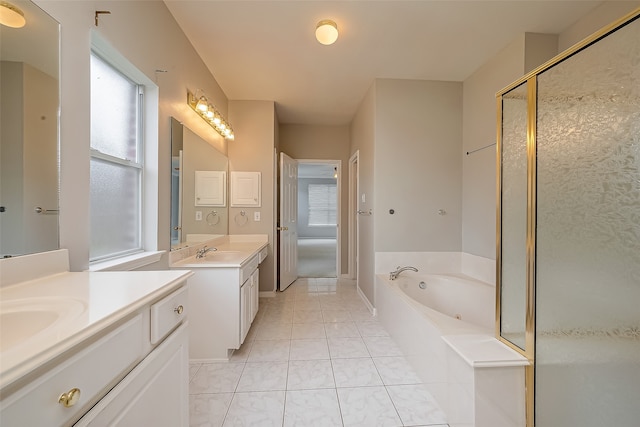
[195,211,202,221]
[361,193,366,203]
[254,211,261,221]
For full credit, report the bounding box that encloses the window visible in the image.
[88,34,160,269]
[308,184,337,226]
[89,52,143,261]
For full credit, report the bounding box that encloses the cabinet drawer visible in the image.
[258,246,268,264]
[239,256,259,284]
[0,314,144,427]
[150,286,187,345]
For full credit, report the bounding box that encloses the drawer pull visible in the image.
[58,388,81,408]
[174,305,184,315]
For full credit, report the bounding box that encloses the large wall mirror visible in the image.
[0,0,60,258]
[170,118,228,250]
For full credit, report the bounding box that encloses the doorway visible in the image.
[296,160,340,278]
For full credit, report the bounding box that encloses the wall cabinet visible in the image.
[230,171,261,207]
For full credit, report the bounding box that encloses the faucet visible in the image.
[195,245,217,259]
[389,266,418,280]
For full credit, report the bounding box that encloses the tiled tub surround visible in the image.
[375,252,528,427]
[189,277,449,427]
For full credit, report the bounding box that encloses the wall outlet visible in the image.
[254,211,261,221]
[195,211,202,221]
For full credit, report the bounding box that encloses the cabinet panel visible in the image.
[230,172,261,207]
[195,171,226,206]
[250,269,259,321]
[75,322,189,426]
[239,281,251,345]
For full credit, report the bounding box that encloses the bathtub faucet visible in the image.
[195,245,217,258]
[389,266,418,280]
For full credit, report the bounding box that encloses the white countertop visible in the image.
[0,269,192,391]
[441,334,529,368]
[170,236,268,268]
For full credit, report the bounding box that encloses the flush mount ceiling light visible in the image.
[315,19,338,45]
[187,90,235,140]
[0,1,26,28]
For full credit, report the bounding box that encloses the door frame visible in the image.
[348,151,359,281]
[296,158,342,278]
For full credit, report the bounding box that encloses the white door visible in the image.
[279,152,298,291]
[349,152,359,283]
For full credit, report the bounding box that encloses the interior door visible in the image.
[279,153,298,291]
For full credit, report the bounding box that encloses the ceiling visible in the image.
[164,0,603,126]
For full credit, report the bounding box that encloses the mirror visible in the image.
[0,0,60,258]
[170,117,228,250]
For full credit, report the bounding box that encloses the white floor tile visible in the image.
[229,340,254,363]
[386,384,447,426]
[248,339,291,362]
[284,389,343,427]
[328,337,370,359]
[189,363,245,394]
[189,363,202,382]
[291,322,326,339]
[287,360,335,390]
[337,386,402,427]
[222,391,286,427]
[255,322,293,340]
[289,338,330,361]
[324,322,360,338]
[331,357,383,388]
[236,361,289,392]
[189,393,233,427]
[292,309,325,323]
[362,336,403,357]
[355,321,390,337]
[293,299,322,311]
[372,357,422,385]
[322,309,353,323]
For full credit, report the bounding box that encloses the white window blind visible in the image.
[308,184,337,226]
[89,52,143,261]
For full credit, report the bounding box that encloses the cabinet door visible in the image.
[75,323,189,427]
[230,171,261,207]
[250,269,259,321]
[239,281,251,344]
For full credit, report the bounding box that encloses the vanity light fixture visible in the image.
[187,90,234,140]
[315,19,338,45]
[0,1,26,28]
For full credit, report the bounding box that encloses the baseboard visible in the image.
[340,273,352,280]
[357,286,377,316]
[189,356,230,363]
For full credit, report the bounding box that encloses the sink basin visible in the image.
[0,297,86,352]
[205,251,243,262]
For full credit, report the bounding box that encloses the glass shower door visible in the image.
[535,15,640,427]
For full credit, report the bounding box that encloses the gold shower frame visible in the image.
[495,7,640,427]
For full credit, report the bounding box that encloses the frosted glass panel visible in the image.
[535,16,640,427]
[90,53,139,161]
[90,158,141,260]
[500,82,528,350]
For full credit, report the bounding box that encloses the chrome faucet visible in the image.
[195,245,217,259]
[389,266,418,280]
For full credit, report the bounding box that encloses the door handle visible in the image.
[277,226,289,231]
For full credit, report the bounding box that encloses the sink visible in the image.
[0,297,86,352]
[205,251,243,262]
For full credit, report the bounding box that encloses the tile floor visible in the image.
[189,277,448,427]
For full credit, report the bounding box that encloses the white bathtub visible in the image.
[393,273,495,332]
[377,272,528,427]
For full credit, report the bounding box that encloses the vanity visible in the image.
[170,235,268,361]
[0,250,193,426]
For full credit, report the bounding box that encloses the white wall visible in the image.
[228,100,277,292]
[374,79,463,252]
[35,0,229,271]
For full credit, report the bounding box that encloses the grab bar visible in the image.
[34,207,59,214]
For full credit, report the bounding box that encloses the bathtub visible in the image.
[377,272,527,427]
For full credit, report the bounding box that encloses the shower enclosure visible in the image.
[497,9,640,427]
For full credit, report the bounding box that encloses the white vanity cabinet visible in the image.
[0,276,190,427]
[183,252,263,361]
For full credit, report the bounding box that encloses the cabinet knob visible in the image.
[58,388,81,408]
[174,305,184,315]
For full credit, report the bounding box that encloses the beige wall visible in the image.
[279,124,351,275]
[35,0,229,271]
[350,83,376,305]
[228,100,277,292]
[375,79,463,253]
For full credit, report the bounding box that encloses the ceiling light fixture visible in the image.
[0,1,26,28]
[315,19,338,45]
[187,90,234,140]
